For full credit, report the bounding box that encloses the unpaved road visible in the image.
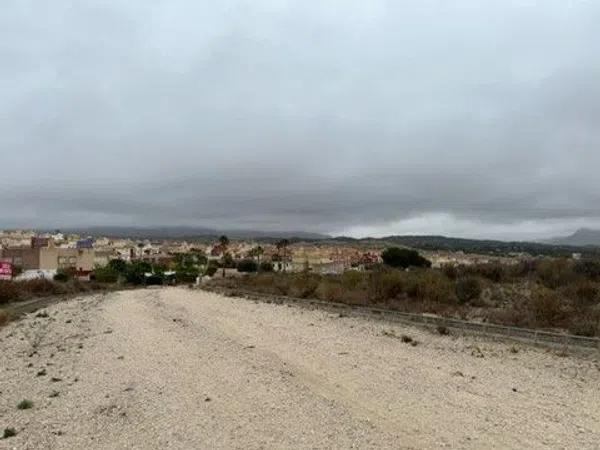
[1,288,599,449]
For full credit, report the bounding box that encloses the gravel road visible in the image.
[1,287,599,449]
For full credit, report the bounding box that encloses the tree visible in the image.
[381,247,431,269]
[237,259,258,273]
[218,235,230,278]
[249,246,264,271]
[276,239,290,272]
[108,259,127,274]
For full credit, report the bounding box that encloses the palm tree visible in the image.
[250,245,264,271]
[218,235,229,277]
[276,239,290,272]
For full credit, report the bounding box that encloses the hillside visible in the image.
[332,234,600,257]
[548,229,600,247]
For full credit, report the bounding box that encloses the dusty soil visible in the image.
[1,287,599,449]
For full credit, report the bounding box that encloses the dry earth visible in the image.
[1,287,599,449]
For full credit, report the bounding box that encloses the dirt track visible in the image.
[1,288,599,449]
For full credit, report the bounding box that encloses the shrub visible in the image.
[205,265,218,277]
[315,279,344,302]
[536,259,575,289]
[0,309,10,326]
[259,262,273,272]
[3,428,17,439]
[0,281,21,304]
[341,270,363,290]
[17,399,33,410]
[411,271,456,304]
[22,279,64,296]
[529,286,563,327]
[369,270,405,301]
[441,263,459,280]
[436,325,450,335]
[381,247,431,269]
[108,259,128,274]
[455,277,482,304]
[288,274,320,298]
[573,259,600,281]
[53,269,71,282]
[176,269,199,284]
[237,259,258,273]
[145,274,164,286]
[125,261,151,285]
[569,316,599,337]
[93,266,119,283]
[572,281,599,308]
[509,260,537,278]
[466,263,506,283]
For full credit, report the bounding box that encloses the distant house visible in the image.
[76,238,94,249]
[0,238,95,275]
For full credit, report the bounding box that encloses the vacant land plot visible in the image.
[1,288,599,449]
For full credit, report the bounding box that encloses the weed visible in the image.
[2,428,17,439]
[436,325,450,336]
[17,399,33,410]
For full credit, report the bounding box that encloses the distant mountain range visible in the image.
[332,234,600,257]
[40,226,600,256]
[546,228,600,247]
[58,226,330,241]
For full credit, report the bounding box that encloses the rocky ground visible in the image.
[1,287,599,449]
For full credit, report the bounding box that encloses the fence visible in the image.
[208,287,600,352]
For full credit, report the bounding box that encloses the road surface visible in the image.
[1,288,599,449]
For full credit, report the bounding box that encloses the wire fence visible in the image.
[208,287,600,352]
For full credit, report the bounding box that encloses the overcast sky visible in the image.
[1,1,599,240]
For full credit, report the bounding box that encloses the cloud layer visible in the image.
[1,1,599,239]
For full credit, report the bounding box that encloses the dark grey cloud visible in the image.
[1,1,600,239]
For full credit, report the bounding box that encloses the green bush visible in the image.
[53,269,71,282]
[368,270,404,301]
[237,259,258,273]
[145,274,164,286]
[108,259,128,274]
[259,262,273,272]
[381,247,431,269]
[176,269,199,284]
[17,399,33,410]
[3,427,17,439]
[205,265,218,277]
[93,266,119,283]
[341,270,363,290]
[411,271,456,304]
[125,261,152,285]
[455,277,482,304]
